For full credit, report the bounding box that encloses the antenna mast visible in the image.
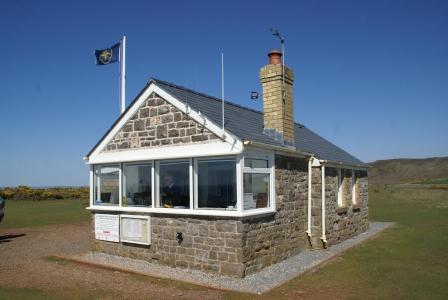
[221,52,225,134]
[270,28,285,101]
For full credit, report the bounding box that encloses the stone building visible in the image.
[85,50,369,277]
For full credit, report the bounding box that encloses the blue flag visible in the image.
[95,43,120,65]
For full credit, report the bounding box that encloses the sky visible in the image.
[0,0,447,187]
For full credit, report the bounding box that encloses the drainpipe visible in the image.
[306,157,312,237]
[321,162,328,246]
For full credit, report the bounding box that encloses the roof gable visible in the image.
[86,82,241,160]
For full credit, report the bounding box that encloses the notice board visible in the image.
[94,214,120,242]
[120,215,151,245]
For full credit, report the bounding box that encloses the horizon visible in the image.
[1,0,447,186]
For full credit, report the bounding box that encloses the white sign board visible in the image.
[95,214,119,242]
[120,215,151,245]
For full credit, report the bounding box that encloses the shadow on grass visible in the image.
[0,233,26,244]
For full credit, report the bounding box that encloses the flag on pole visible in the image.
[95,43,120,65]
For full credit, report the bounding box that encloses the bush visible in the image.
[0,186,89,201]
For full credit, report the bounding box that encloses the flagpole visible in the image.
[120,35,126,114]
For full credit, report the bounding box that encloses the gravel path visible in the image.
[0,222,227,299]
[68,222,394,294]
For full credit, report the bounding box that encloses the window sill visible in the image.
[87,205,275,218]
[336,207,348,214]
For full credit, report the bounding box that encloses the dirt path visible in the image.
[0,223,234,299]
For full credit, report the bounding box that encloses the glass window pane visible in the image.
[243,173,270,210]
[158,161,190,209]
[124,164,151,207]
[245,158,268,168]
[94,165,120,205]
[197,159,236,210]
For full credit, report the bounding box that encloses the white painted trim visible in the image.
[236,155,243,213]
[193,158,198,209]
[270,155,276,212]
[352,170,357,205]
[88,141,242,165]
[321,164,327,244]
[87,205,275,218]
[118,163,123,207]
[311,157,321,167]
[337,168,343,207]
[87,83,243,161]
[189,158,194,210]
[89,165,94,207]
[151,161,155,208]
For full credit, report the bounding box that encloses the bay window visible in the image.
[90,152,275,215]
[123,163,151,207]
[94,165,120,205]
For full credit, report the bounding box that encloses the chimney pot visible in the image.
[268,49,282,65]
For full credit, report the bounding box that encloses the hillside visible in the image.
[368,157,448,186]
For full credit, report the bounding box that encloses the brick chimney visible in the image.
[260,49,295,147]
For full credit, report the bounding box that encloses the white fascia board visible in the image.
[88,83,243,162]
[88,141,242,164]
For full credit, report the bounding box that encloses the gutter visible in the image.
[243,140,313,158]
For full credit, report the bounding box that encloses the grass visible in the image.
[0,199,90,229]
[412,177,448,185]
[261,186,448,299]
[1,187,447,299]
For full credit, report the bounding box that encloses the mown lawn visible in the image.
[1,187,447,299]
[261,186,448,299]
[0,199,90,229]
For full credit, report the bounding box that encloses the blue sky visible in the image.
[0,0,447,187]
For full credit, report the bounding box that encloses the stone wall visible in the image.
[309,167,369,247]
[324,168,369,245]
[92,155,310,278]
[240,155,309,275]
[103,92,219,152]
[92,214,246,277]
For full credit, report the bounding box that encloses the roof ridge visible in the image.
[149,77,306,128]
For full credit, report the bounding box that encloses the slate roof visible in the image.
[87,78,367,167]
[151,78,367,167]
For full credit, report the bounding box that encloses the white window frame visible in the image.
[92,163,122,206]
[352,170,357,205]
[88,153,275,217]
[155,159,191,209]
[241,151,275,212]
[194,156,238,211]
[122,161,152,207]
[337,168,345,207]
